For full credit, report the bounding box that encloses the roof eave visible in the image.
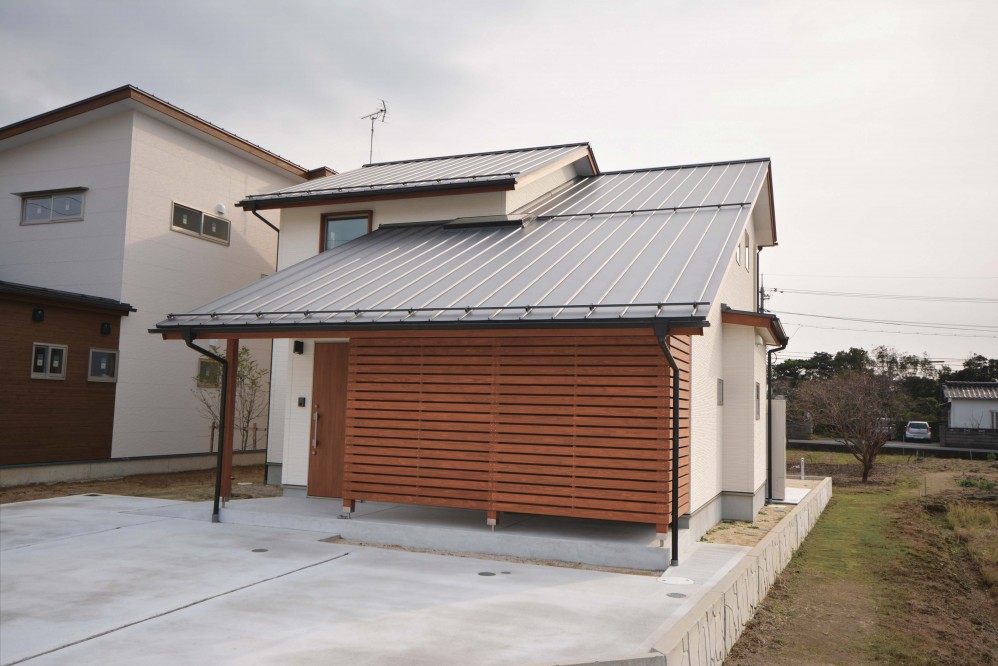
[151,316,709,340]
[237,179,517,211]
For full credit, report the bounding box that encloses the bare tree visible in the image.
[794,370,904,482]
[191,346,269,450]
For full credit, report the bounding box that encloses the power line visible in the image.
[771,310,998,333]
[780,321,998,339]
[769,287,998,304]
[764,273,998,280]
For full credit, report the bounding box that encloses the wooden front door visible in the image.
[307,343,348,498]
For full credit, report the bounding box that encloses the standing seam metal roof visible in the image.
[156,158,771,331]
[244,143,591,202]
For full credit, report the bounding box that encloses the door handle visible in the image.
[311,403,320,455]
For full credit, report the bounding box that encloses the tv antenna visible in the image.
[361,100,387,163]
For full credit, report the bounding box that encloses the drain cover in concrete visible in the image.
[658,576,695,585]
[478,572,496,576]
[252,548,269,553]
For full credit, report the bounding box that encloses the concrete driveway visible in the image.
[1,494,748,665]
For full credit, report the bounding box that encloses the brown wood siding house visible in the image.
[1,282,133,465]
[153,144,781,538]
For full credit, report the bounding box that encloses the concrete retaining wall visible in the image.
[529,477,833,666]
[652,478,832,664]
[0,450,265,487]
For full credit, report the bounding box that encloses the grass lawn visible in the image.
[727,450,998,665]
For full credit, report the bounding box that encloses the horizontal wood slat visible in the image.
[339,329,692,528]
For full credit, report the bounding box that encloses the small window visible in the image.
[88,349,118,382]
[197,358,222,388]
[322,213,371,251]
[717,378,724,406]
[172,203,230,245]
[755,382,761,420]
[744,232,751,271]
[19,189,87,224]
[31,343,68,380]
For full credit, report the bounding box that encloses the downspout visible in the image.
[251,203,279,484]
[182,328,228,523]
[766,340,788,501]
[654,323,681,567]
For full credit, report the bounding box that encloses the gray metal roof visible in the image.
[517,159,769,216]
[241,143,592,206]
[156,156,773,333]
[943,382,998,400]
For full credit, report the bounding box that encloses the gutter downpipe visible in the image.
[654,323,681,567]
[766,340,788,501]
[182,328,228,523]
[251,202,278,485]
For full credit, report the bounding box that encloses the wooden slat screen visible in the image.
[344,329,691,530]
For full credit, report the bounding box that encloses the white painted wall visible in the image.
[275,192,507,270]
[2,103,306,461]
[689,220,760,512]
[111,109,300,458]
[949,399,998,429]
[0,112,132,298]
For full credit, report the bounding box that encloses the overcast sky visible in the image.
[2,0,995,367]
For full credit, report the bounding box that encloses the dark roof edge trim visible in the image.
[600,157,770,176]
[237,179,516,209]
[0,280,135,313]
[0,84,313,179]
[720,306,788,346]
[151,316,709,338]
[362,142,591,168]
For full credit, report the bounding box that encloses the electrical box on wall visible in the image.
[298,397,306,407]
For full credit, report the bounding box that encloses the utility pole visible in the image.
[361,100,387,164]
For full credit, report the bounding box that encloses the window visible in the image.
[88,349,118,382]
[171,203,230,245]
[755,382,761,420]
[197,358,222,388]
[744,232,751,271]
[19,188,87,224]
[322,212,371,251]
[31,344,68,380]
[717,378,724,406]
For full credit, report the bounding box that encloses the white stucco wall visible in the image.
[949,399,998,428]
[275,191,507,270]
[690,225,765,512]
[109,109,301,458]
[0,112,132,298]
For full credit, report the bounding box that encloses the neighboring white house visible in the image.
[0,85,330,476]
[943,382,998,430]
[153,143,787,541]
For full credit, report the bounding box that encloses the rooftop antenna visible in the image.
[361,100,387,164]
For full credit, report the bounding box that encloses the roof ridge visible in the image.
[599,157,771,176]
[364,142,590,168]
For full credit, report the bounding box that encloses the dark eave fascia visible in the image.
[1,85,313,180]
[720,305,788,346]
[237,179,517,211]
[1,281,135,315]
[151,316,709,340]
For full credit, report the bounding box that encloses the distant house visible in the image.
[943,382,998,430]
[153,143,787,542]
[0,86,330,475]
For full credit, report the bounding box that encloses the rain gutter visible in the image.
[653,322,682,567]
[181,329,228,523]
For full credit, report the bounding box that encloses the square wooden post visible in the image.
[221,338,238,500]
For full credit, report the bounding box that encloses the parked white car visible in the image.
[904,421,932,442]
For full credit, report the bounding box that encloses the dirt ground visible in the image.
[0,465,280,505]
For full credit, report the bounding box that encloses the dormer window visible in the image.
[322,212,372,251]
